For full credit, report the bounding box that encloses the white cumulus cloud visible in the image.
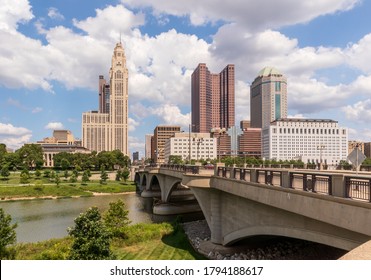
[45,122,64,130]
[47,7,65,20]
[0,122,32,149]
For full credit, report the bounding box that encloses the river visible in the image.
[0,193,151,243]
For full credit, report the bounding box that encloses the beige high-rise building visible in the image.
[82,42,129,155]
[250,67,287,129]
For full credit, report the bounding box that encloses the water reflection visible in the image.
[0,194,151,243]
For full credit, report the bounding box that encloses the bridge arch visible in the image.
[134,173,140,186]
[223,225,358,251]
[149,174,161,192]
[141,174,147,189]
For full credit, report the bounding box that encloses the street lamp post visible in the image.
[192,137,203,162]
[188,124,196,164]
[317,144,326,169]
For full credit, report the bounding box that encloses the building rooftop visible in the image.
[257,66,282,77]
[272,118,338,124]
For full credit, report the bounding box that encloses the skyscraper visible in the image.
[191,63,235,133]
[82,42,129,155]
[250,67,287,128]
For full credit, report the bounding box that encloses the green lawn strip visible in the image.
[0,180,136,199]
[0,184,90,199]
[79,182,136,193]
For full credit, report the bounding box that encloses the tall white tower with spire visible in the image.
[82,42,129,155]
[109,42,129,154]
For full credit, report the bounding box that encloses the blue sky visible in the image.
[1,0,371,158]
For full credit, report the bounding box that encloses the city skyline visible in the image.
[1,1,371,157]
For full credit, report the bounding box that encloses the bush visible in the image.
[0,208,17,259]
[68,207,113,260]
[103,199,131,238]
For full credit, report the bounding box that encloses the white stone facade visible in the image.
[82,42,129,155]
[164,133,217,162]
[262,119,348,165]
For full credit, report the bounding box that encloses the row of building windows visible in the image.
[273,128,346,134]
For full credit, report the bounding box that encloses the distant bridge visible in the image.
[136,164,371,251]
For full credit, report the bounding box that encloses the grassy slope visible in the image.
[11,223,206,260]
[0,176,136,200]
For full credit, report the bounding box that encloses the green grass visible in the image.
[0,175,136,200]
[0,184,91,200]
[9,223,206,260]
[114,224,206,260]
[79,181,136,193]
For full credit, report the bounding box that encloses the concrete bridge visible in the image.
[136,165,371,251]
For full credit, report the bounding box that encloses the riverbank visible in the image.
[0,191,136,202]
[182,220,347,260]
[0,181,136,202]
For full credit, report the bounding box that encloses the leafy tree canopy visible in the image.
[68,207,112,260]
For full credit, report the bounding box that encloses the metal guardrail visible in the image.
[160,164,200,174]
[345,176,371,202]
[257,170,282,186]
[289,172,332,195]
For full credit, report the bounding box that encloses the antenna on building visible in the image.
[119,31,122,44]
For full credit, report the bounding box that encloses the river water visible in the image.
[0,193,151,243]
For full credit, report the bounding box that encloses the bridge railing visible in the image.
[160,164,202,175]
[257,170,282,186]
[289,172,332,195]
[345,176,371,202]
[217,167,233,178]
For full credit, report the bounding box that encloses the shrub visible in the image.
[68,207,112,260]
[0,208,17,259]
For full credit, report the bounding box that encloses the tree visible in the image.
[70,173,77,184]
[115,170,122,181]
[16,144,44,170]
[55,174,61,187]
[68,207,112,260]
[81,171,89,185]
[43,169,51,178]
[1,165,10,182]
[100,167,108,185]
[35,169,41,179]
[111,150,130,168]
[103,199,131,238]
[3,152,20,171]
[61,158,70,171]
[63,170,69,180]
[0,208,17,259]
[20,168,30,184]
[72,168,79,179]
[121,167,130,182]
[168,155,183,165]
[0,143,7,165]
[50,170,56,182]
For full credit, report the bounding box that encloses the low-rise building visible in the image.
[37,130,89,167]
[164,132,217,162]
[348,140,365,155]
[238,127,262,158]
[262,118,348,165]
[153,125,181,163]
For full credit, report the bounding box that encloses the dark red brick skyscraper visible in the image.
[191,63,235,133]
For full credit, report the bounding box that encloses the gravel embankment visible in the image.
[182,220,346,260]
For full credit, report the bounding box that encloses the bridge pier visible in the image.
[210,190,223,244]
